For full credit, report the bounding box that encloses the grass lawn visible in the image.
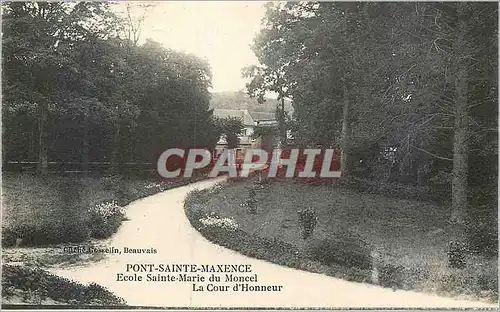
[2,171,207,248]
[184,178,498,303]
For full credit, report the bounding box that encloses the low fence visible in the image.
[3,161,157,174]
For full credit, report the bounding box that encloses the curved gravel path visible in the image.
[50,177,497,308]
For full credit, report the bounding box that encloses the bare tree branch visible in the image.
[411,144,453,161]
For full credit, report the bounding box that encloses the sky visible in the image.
[121,1,267,93]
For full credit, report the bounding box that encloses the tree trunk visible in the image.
[37,101,48,175]
[275,92,287,148]
[110,123,121,174]
[280,95,287,147]
[30,127,35,159]
[450,8,469,225]
[82,113,90,173]
[128,126,135,176]
[340,78,350,177]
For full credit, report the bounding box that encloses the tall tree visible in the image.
[242,65,288,147]
[2,2,118,174]
[246,1,497,222]
[216,116,244,149]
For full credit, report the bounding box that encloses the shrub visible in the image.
[101,175,136,205]
[297,208,317,239]
[184,188,210,206]
[3,221,90,247]
[433,264,499,301]
[246,189,258,214]
[466,210,498,257]
[2,224,34,247]
[476,270,498,294]
[2,264,126,305]
[377,262,406,288]
[306,232,372,271]
[207,182,224,195]
[2,227,18,247]
[447,240,468,269]
[56,220,90,244]
[87,201,125,239]
[144,181,173,194]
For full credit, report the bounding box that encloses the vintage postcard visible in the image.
[1,1,498,310]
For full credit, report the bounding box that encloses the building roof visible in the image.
[248,111,276,122]
[212,109,254,126]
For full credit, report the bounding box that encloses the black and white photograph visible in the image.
[1,1,498,309]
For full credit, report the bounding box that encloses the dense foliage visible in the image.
[245,2,497,249]
[214,116,244,149]
[210,91,293,114]
[2,264,126,305]
[2,2,218,173]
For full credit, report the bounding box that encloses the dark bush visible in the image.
[87,202,125,239]
[447,240,468,269]
[466,209,498,257]
[2,224,32,246]
[2,227,18,247]
[60,221,91,243]
[184,188,210,206]
[306,233,372,271]
[378,262,406,288]
[3,222,89,247]
[297,208,317,239]
[425,265,497,301]
[477,271,498,293]
[2,264,126,305]
[246,189,257,214]
[88,214,123,239]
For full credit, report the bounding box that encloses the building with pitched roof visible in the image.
[212,109,278,158]
[248,111,277,126]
